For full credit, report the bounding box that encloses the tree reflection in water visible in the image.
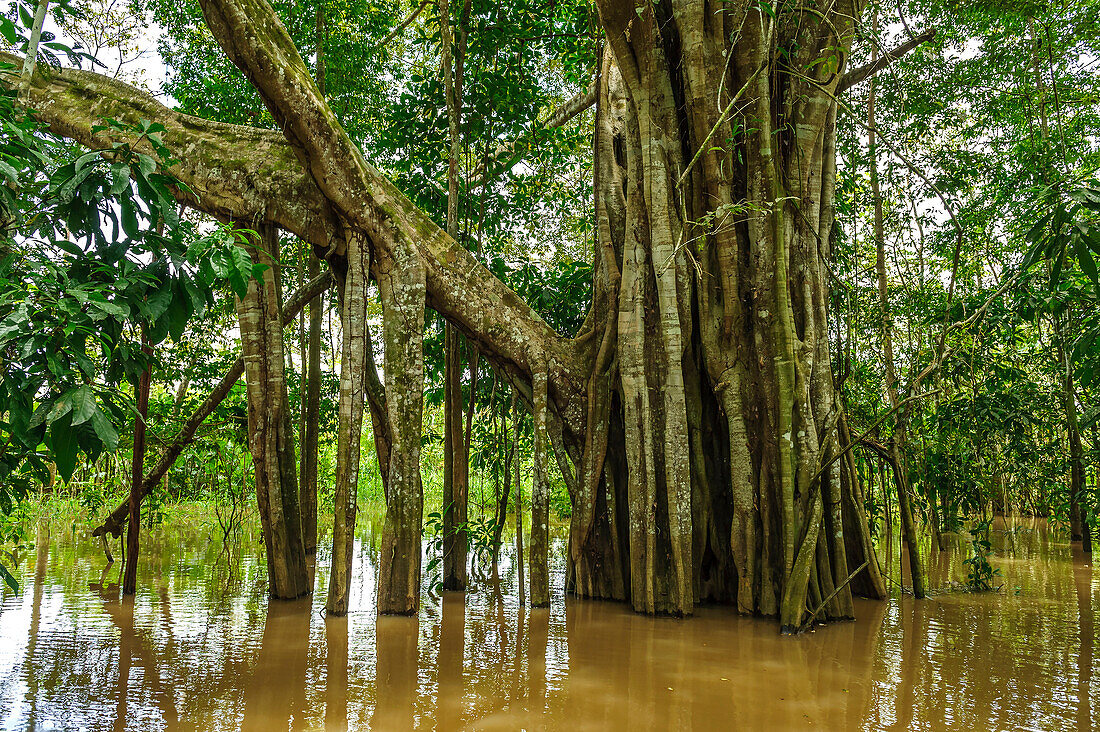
[0,517,1094,731]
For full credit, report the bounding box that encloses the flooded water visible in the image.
[0,515,1096,731]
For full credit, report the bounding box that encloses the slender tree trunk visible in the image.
[236,223,310,600]
[1058,316,1088,547]
[299,0,327,556]
[513,390,525,606]
[439,0,473,593]
[300,260,323,554]
[869,16,926,599]
[529,368,550,606]
[122,333,151,596]
[491,389,513,558]
[19,0,48,83]
[442,326,469,590]
[327,232,370,615]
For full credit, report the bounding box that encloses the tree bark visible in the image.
[300,0,328,555]
[442,325,469,590]
[122,334,151,596]
[236,223,310,600]
[93,272,331,540]
[376,237,427,615]
[529,368,550,607]
[327,231,371,615]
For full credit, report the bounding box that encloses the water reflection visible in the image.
[0,517,1096,730]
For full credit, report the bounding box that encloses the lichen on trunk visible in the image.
[235,223,310,601]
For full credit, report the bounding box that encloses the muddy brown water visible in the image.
[0,516,1095,731]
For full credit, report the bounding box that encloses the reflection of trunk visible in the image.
[327,231,371,615]
[1072,546,1093,731]
[324,616,349,732]
[437,592,466,728]
[372,617,419,729]
[111,599,134,732]
[123,332,151,596]
[869,21,925,598]
[241,600,311,732]
[527,608,549,716]
[236,224,310,600]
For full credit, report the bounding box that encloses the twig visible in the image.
[797,560,869,633]
[378,0,431,48]
[811,390,940,485]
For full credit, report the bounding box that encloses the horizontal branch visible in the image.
[2,49,589,432]
[838,29,937,93]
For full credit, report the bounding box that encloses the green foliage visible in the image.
[963,519,1002,591]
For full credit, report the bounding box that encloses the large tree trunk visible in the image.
[562,0,883,630]
[236,223,310,600]
[26,0,904,631]
[375,237,427,614]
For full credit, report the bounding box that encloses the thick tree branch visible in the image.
[2,49,588,432]
[838,29,936,93]
[194,0,586,427]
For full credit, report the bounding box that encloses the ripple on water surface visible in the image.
[0,516,1096,731]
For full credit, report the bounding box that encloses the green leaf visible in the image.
[57,165,97,204]
[120,196,139,239]
[89,407,119,451]
[89,298,129,318]
[0,159,20,183]
[69,385,96,427]
[48,412,79,483]
[109,161,130,196]
[0,563,18,594]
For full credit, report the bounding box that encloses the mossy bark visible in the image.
[235,224,310,600]
[36,0,899,631]
[327,230,371,615]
